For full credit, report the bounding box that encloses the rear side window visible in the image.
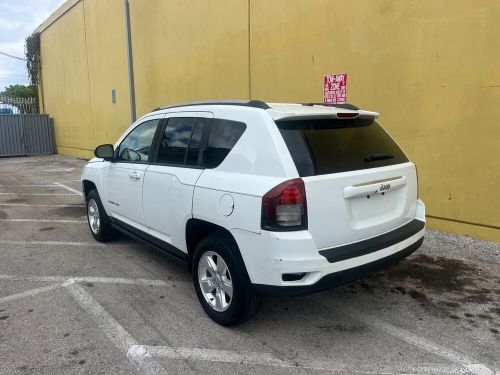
[157,118,196,165]
[277,118,408,176]
[204,119,246,169]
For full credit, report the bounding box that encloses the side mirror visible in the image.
[94,144,115,161]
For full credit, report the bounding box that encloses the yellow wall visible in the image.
[40,0,131,159]
[249,0,500,242]
[40,1,93,158]
[128,0,250,116]
[38,0,500,241]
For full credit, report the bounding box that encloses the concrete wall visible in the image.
[37,0,500,242]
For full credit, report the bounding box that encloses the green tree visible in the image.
[0,84,37,98]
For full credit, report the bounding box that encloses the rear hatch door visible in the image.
[276,114,418,249]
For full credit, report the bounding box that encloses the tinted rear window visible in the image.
[277,118,408,176]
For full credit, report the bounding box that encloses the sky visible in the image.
[0,0,66,91]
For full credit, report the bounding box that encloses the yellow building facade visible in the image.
[36,0,500,242]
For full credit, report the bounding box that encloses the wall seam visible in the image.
[81,0,95,141]
[248,0,252,100]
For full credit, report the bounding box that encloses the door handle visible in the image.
[129,171,141,180]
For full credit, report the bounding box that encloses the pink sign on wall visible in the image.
[323,73,348,104]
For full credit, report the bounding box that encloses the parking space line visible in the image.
[0,203,85,207]
[0,273,485,374]
[129,345,466,374]
[64,281,168,375]
[0,193,79,196]
[53,182,83,197]
[0,184,63,187]
[332,304,495,375]
[0,274,186,287]
[0,219,86,223]
[0,240,104,247]
[0,282,62,303]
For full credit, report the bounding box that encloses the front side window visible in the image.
[117,119,160,162]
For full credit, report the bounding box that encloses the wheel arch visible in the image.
[82,179,97,200]
[185,219,242,271]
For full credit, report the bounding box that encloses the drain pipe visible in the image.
[124,0,136,123]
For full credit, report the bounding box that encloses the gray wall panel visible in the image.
[0,115,55,157]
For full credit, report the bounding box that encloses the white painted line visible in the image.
[0,219,86,223]
[129,345,465,374]
[0,275,69,283]
[0,203,85,207]
[0,184,62,187]
[0,240,104,247]
[0,193,79,196]
[64,282,168,375]
[130,345,289,367]
[0,283,62,303]
[56,179,81,183]
[336,305,495,375]
[0,274,184,287]
[53,182,83,196]
[43,168,74,172]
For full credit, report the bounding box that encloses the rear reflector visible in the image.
[282,272,306,282]
[261,178,307,231]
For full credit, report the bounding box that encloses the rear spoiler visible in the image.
[272,110,379,122]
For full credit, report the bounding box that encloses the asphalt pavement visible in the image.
[0,155,499,375]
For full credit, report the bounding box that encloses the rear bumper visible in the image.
[253,236,423,297]
[232,199,426,294]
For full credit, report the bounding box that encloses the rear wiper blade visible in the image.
[365,153,394,162]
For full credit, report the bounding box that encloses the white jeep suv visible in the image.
[82,100,425,326]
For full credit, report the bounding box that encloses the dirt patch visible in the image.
[381,254,478,293]
[458,288,494,305]
[48,206,85,218]
[489,307,500,317]
[39,226,55,232]
[357,253,500,324]
[316,323,365,333]
[0,210,7,219]
[5,198,26,203]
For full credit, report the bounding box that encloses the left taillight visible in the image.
[261,178,307,231]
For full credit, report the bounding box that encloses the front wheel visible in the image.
[192,233,260,326]
[86,189,114,242]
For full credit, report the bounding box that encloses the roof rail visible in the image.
[302,103,359,111]
[152,100,270,112]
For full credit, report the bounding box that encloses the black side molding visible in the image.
[110,218,188,266]
[253,237,423,297]
[319,219,425,263]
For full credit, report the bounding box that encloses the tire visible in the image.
[192,233,260,326]
[86,189,114,242]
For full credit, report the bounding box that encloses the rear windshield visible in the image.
[277,118,408,177]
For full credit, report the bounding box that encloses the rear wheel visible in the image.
[193,233,260,326]
[86,189,114,242]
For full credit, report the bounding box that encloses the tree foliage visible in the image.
[25,33,41,86]
[0,84,37,98]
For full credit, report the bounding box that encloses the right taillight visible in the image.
[261,178,307,231]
